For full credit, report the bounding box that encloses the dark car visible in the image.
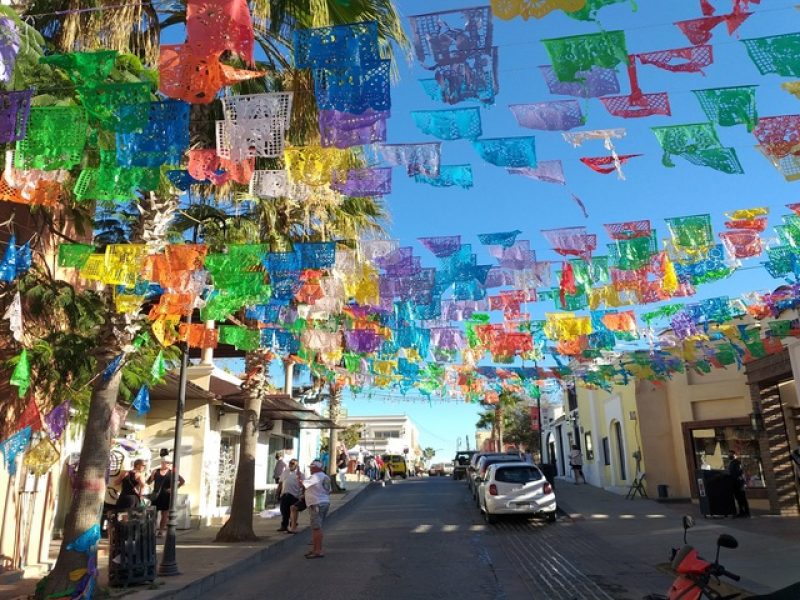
[452,451,477,481]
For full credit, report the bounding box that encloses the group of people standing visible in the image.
[114,450,185,537]
[272,452,331,558]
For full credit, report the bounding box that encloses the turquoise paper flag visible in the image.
[150,350,166,382]
[132,386,150,415]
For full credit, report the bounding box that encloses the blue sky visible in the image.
[341,0,800,462]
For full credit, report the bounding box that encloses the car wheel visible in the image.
[484,510,498,524]
[546,511,557,523]
[401,474,407,479]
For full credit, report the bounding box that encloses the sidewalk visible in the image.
[554,479,800,595]
[2,481,373,600]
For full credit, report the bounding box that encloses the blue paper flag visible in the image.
[132,386,150,415]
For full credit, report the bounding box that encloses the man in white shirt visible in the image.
[277,459,302,532]
[302,459,331,559]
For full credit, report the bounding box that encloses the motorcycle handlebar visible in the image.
[721,569,741,582]
[710,564,741,582]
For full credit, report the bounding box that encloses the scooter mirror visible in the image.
[682,515,695,530]
[717,534,738,549]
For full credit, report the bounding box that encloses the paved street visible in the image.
[214,477,672,600]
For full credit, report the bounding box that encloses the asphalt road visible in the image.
[215,476,670,600]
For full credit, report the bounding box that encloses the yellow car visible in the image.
[380,454,408,479]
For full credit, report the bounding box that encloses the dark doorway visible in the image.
[613,421,627,481]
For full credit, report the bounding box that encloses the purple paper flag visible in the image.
[539,65,620,98]
[331,167,391,197]
[508,161,566,185]
[44,401,70,442]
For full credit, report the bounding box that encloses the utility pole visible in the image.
[466,435,470,451]
[456,437,461,451]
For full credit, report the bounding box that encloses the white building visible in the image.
[339,414,421,459]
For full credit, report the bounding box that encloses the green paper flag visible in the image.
[150,350,167,382]
[10,349,30,398]
[542,31,628,83]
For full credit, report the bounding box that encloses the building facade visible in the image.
[340,414,421,459]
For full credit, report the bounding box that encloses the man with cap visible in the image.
[302,459,331,558]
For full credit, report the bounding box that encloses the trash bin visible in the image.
[695,469,736,517]
[254,490,266,512]
[108,507,156,587]
[657,484,669,499]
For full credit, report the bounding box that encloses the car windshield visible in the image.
[495,466,543,484]
[455,453,472,465]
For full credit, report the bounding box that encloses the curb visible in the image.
[145,484,378,599]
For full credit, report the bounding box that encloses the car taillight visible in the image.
[543,482,553,495]
[489,484,498,496]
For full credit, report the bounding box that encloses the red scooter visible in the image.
[645,516,800,600]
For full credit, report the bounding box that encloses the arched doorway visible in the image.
[547,432,556,471]
[611,420,627,483]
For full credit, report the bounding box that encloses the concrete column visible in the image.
[200,321,215,365]
[283,360,294,396]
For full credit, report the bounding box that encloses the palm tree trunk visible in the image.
[215,349,271,542]
[39,298,123,598]
[327,382,343,491]
[496,406,504,451]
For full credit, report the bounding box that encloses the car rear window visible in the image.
[480,457,522,473]
[495,466,543,484]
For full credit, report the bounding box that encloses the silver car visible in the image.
[477,462,557,524]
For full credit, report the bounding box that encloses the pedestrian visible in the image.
[115,459,148,510]
[728,450,750,518]
[356,449,364,481]
[302,459,331,559]
[277,458,302,532]
[273,452,287,485]
[146,453,185,537]
[569,445,586,484]
[336,448,348,491]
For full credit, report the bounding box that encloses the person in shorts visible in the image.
[302,459,331,558]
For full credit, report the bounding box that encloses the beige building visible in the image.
[340,414,421,459]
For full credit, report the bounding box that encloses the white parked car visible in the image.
[477,462,557,524]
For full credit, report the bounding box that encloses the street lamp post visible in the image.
[159,216,226,576]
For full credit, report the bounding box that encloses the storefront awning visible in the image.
[222,391,338,429]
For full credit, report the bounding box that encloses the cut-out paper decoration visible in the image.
[421,47,499,105]
[14,106,87,170]
[490,0,585,20]
[636,44,713,73]
[249,170,289,198]
[284,145,347,186]
[318,109,388,149]
[412,107,482,140]
[0,16,20,84]
[221,92,293,125]
[579,154,641,178]
[187,148,227,184]
[742,33,800,77]
[0,235,31,281]
[414,164,474,188]
[542,227,597,260]
[756,146,800,182]
[151,350,167,381]
[419,236,462,258]
[132,386,150,415]
[295,22,380,70]
[116,101,190,167]
[781,81,800,100]
[77,82,153,133]
[473,136,536,167]
[44,402,70,441]
[477,232,523,251]
[16,397,41,431]
[186,0,254,64]
[665,214,714,252]
[693,85,758,131]
[332,167,392,197]
[379,143,441,177]
[542,31,628,83]
[3,291,22,342]
[539,65,619,98]
[508,161,566,185]
[40,50,117,85]
[74,167,160,202]
[216,117,288,161]
[676,10,752,46]
[0,426,31,476]
[563,128,626,148]
[600,59,671,119]
[752,115,800,159]
[312,59,391,113]
[652,123,743,174]
[0,89,32,144]
[159,45,264,104]
[720,230,763,258]
[57,244,94,269]
[567,0,635,22]
[604,219,651,240]
[409,6,493,69]
[23,437,59,476]
[509,101,583,131]
[10,348,30,397]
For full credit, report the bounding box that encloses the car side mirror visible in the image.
[682,515,695,530]
[717,534,738,549]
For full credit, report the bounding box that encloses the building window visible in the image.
[690,426,766,488]
[567,387,578,412]
[602,437,611,466]
[584,432,594,461]
[374,430,400,439]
